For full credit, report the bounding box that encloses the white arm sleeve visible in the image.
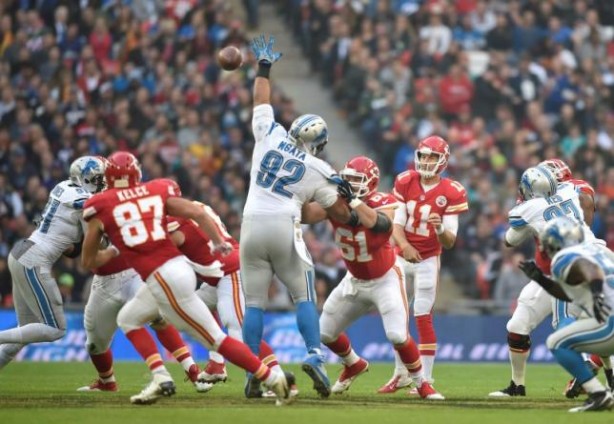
[442,214,459,236]
[313,185,338,209]
[251,104,276,143]
[505,226,532,246]
[393,202,407,226]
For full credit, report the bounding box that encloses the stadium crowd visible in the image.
[278,0,614,302]
[1,0,614,311]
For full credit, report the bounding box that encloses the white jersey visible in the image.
[243,104,338,218]
[507,182,597,245]
[551,244,614,317]
[22,180,90,268]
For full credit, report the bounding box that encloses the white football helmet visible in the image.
[539,216,585,258]
[69,156,106,193]
[518,166,557,201]
[288,114,328,156]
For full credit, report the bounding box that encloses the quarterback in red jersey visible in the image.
[379,136,468,394]
[168,200,298,398]
[303,156,443,400]
[81,152,289,405]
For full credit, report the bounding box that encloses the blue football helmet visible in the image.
[288,114,328,156]
[69,156,106,193]
[518,166,557,201]
[540,216,585,258]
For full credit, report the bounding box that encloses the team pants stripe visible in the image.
[394,264,409,338]
[231,272,244,325]
[305,270,316,302]
[24,267,58,328]
[555,319,614,350]
[153,272,215,345]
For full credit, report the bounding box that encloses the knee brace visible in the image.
[508,332,531,352]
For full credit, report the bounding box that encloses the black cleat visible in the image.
[244,374,264,398]
[488,380,526,397]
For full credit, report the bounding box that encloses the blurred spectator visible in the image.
[279,0,614,301]
[493,252,530,313]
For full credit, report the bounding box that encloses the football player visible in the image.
[81,152,290,405]
[489,164,604,398]
[379,136,468,394]
[528,217,614,412]
[0,156,104,370]
[78,249,206,393]
[303,156,444,400]
[489,159,608,397]
[241,34,353,398]
[167,194,298,398]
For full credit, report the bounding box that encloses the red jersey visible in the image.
[534,179,595,275]
[83,179,182,280]
[167,202,239,286]
[331,192,398,280]
[393,170,468,259]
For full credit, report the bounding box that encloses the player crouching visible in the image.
[303,156,444,400]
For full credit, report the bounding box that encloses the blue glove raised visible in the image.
[250,34,282,65]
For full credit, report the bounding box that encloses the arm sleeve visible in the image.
[504,226,531,246]
[442,214,459,236]
[394,202,408,226]
[252,104,276,143]
[313,184,338,209]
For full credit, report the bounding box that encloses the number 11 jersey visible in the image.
[244,104,339,219]
[83,179,182,280]
[393,170,468,260]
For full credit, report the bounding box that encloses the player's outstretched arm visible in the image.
[166,197,231,254]
[81,219,118,269]
[518,259,571,301]
[251,34,282,106]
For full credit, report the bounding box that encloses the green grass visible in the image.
[0,362,611,423]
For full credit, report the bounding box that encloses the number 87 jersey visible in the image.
[393,170,468,260]
[83,178,182,280]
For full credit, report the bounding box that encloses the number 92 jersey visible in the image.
[331,192,398,280]
[244,104,339,219]
[393,170,468,260]
[83,179,182,280]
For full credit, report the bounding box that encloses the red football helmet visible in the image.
[414,135,450,178]
[340,156,380,198]
[539,158,572,182]
[105,152,142,189]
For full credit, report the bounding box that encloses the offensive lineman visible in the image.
[302,156,444,400]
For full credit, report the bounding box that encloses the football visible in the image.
[217,46,243,71]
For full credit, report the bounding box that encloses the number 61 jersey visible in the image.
[83,178,182,280]
[393,170,468,260]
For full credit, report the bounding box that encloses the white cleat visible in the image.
[194,381,214,393]
[130,373,176,405]
[331,359,369,394]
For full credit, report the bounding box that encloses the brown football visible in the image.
[217,46,243,71]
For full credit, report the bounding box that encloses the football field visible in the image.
[1,362,612,423]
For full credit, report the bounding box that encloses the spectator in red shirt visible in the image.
[438,64,474,119]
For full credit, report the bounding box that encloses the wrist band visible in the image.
[349,198,363,209]
[257,61,271,78]
[435,225,445,235]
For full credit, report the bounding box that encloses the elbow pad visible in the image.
[347,210,360,227]
[371,212,392,233]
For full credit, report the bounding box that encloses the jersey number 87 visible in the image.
[113,195,165,247]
